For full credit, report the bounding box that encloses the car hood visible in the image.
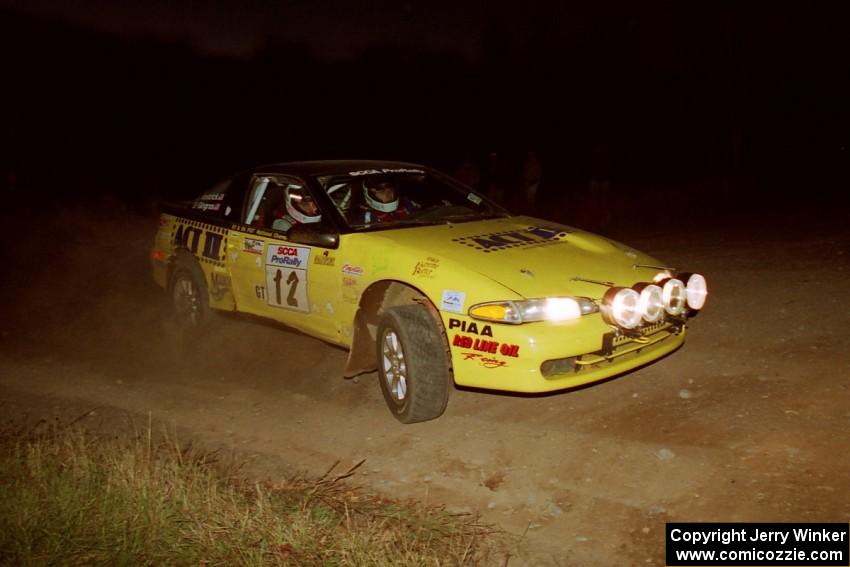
[375,216,668,299]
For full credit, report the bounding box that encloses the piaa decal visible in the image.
[448,318,492,337]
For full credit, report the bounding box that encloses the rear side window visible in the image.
[191,179,230,216]
[191,175,247,220]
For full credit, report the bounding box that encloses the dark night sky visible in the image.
[0,0,486,60]
[2,1,849,212]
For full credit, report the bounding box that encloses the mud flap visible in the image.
[343,307,377,378]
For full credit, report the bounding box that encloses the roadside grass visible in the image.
[0,418,502,566]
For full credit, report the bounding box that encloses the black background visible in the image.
[3,2,848,224]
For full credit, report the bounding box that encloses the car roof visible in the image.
[250,160,429,178]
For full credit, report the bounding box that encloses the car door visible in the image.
[226,174,340,342]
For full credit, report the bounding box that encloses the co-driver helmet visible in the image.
[362,178,399,213]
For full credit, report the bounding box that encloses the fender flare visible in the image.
[343,280,446,378]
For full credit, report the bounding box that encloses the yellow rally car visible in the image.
[151,160,707,423]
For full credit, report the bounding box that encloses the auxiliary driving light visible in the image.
[660,278,686,316]
[602,287,642,329]
[683,273,708,310]
[633,283,664,323]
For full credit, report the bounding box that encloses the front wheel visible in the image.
[376,304,451,423]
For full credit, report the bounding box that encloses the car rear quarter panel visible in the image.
[151,212,236,312]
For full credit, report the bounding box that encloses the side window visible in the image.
[244,177,271,226]
[191,178,231,216]
[244,175,322,231]
[327,181,354,222]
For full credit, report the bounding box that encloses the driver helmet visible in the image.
[285,184,321,224]
[363,178,399,213]
[327,183,352,212]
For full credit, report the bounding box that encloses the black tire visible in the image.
[169,258,213,330]
[376,304,451,423]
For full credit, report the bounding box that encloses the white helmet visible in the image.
[327,183,352,211]
[285,184,321,224]
[363,178,399,213]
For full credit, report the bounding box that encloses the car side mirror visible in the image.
[287,222,340,249]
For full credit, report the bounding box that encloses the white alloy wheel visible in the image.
[381,329,408,402]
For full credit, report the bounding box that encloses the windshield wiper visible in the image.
[439,212,509,223]
[391,218,446,226]
[348,219,440,230]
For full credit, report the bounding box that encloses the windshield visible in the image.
[316,168,507,231]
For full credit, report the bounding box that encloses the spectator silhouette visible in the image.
[483,151,505,205]
[454,155,482,190]
[519,150,543,216]
[589,143,612,227]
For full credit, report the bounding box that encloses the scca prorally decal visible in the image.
[452,334,520,357]
[267,245,307,268]
[448,318,492,337]
[452,226,570,253]
[172,222,227,266]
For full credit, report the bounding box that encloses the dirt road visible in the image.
[2,203,848,565]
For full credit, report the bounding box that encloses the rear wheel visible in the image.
[376,304,451,423]
[169,260,213,329]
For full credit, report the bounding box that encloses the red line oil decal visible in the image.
[452,226,570,253]
[452,334,520,357]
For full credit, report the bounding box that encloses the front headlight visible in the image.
[468,297,598,324]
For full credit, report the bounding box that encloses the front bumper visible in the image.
[444,312,686,393]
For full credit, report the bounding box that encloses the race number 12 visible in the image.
[264,244,310,312]
[266,266,308,311]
